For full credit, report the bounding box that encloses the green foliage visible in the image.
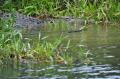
[0,16,24,56]
[1,0,119,21]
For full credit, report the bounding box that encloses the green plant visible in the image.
[1,0,120,22]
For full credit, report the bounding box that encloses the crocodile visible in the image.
[0,11,49,29]
[0,11,95,32]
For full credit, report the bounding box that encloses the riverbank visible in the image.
[0,0,120,22]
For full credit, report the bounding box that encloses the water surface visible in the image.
[0,20,120,79]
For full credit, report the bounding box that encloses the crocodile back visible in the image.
[15,12,45,28]
[0,11,46,28]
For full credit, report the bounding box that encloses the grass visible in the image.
[0,16,24,63]
[0,16,88,65]
[1,0,119,22]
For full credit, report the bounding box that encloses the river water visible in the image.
[0,20,120,79]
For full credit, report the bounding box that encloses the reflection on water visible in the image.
[0,20,120,79]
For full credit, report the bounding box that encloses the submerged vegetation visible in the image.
[0,0,119,65]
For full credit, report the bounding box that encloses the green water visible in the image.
[0,20,120,79]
